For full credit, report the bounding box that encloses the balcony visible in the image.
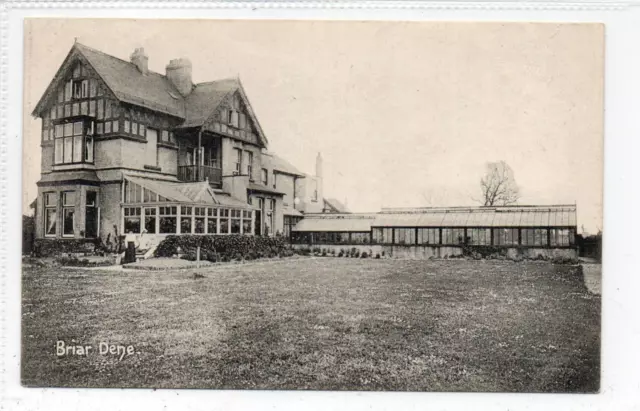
[177,165,222,188]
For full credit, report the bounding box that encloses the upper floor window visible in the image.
[246,151,253,179]
[54,120,93,165]
[228,110,239,128]
[234,148,242,174]
[261,168,268,186]
[272,171,277,189]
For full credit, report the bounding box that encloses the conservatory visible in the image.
[120,175,255,238]
[291,205,578,258]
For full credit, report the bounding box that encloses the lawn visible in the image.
[21,258,600,392]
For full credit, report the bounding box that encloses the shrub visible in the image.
[322,249,327,257]
[33,238,101,258]
[354,250,361,258]
[361,252,368,258]
[375,253,381,259]
[338,249,344,257]
[154,235,290,263]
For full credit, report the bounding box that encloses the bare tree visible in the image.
[479,161,520,206]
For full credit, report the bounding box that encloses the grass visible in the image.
[21,258,600,392]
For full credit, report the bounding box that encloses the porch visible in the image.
[176,129,223,188]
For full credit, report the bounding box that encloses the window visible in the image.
[159,206,177,234]
[467,228,491,245]
[180,206,193,234]
[144,207,157,234]
[124,180,143,203]
[219,209,230,234]
[239,113,247,129]
[85,191,98,238]
[54,121,85,164]
[161,130,170,143]
[207,208,218,234]
[417,228,440,245]
[44,192,57,237]
[246,151,253,179]
[394,228,415,245]
[372,227,393,244]
[242,210,252,235]
[550,228,575,247]
[261,168,268,186]
[194,207,206,234]
[442,228,465,245]
[123,207,141,234]
[351,232,371,244]
[231,209,241,234]
[229,110,239,127]
[62,191,76,237]
[493,228,519,246]
[234,148,242,174]
[521,228,548,246]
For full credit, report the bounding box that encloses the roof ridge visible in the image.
[195,77,239,86]
[75,42,171,82]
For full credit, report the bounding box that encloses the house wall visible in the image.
[98,181,123,241]
[158,146,178,176]
[94,138,122,169]
[41,144,54,173]
[296,175,323,213]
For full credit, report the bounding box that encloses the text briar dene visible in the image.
[56,340,136,361]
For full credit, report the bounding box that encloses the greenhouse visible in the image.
[291,205,578,259]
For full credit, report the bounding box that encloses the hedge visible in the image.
[154,235,292,262]
[33,238,101,258]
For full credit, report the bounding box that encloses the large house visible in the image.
[32,43,320,248]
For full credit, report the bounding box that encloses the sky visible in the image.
[23,19,604,233]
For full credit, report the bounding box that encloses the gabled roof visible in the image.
[75,44,187,118]
[182,78,239,128]
[263,152,305,177]
[324,198,350,213]
[33,43,271,148]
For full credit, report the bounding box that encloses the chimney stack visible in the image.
[130,47,148,75]
[315,152,323,179]
[166,58,193,96]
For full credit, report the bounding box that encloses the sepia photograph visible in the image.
[20,18,603,392]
